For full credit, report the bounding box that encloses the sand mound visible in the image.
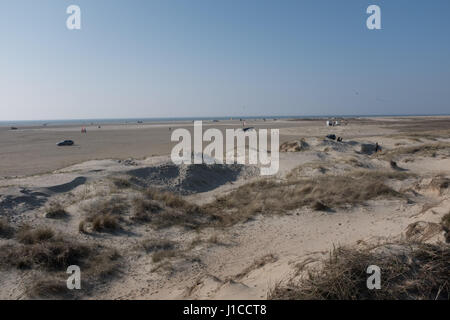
[127,163,259,195]
[280,139,309,152]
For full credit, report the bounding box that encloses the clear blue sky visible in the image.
[1,0,449,120]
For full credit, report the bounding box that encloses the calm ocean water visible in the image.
[1,116,281,127]
[1,114,448,127]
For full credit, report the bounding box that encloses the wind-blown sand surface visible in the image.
[0,116,449,299]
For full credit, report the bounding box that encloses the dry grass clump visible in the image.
[111,177,133,189]
[144,188,192,209]
[131,197,162,222]
[405,221,443,242]
[81,196,128,233]
[134,188,212,229]
[87,196,128,215]
[44,201,69,219]
[141,238,181,263]
[269,241,449,300]
[442,212,450,230]
[80,189,211,231]
[3,235,85,271]
[442,212,450,243]
[25,245,119,299]
[91,215,121,232]
[1,235,119,273]
[205,171,405,227]
[0,218,15,239]
[139,238,183,264]
[16,225,55,245]
[26,277,75,299]
[0,225,120,299]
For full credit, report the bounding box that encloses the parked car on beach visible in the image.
[57,140,74,146]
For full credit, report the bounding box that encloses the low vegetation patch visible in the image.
[133,188,212,229]
[111,177,133,189]
[379,142,450,160]
[81,196,128,233]
[287,162,410,180]
[92,214,121,232]
[79,189,211,232]
[131,197,162,222]
[204,170,406,227]
[44,201,69,219]
[145,189,194,209]
[27,277,75,299]
[16,225,55,245]
[0,225,120,299]
[405,221,443,242]
[269,241,449,300]
[76,168,412,232]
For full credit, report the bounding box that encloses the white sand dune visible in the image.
[1,117,449,300]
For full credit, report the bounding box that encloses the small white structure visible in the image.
[326,120,341,126]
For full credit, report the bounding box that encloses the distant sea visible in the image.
[1,114,448,127]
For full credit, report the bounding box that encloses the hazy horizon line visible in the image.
[2,113,450,124]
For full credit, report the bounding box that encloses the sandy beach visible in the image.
[1,116,449,299]
[1,119,305,177]
[3,117,449,177]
